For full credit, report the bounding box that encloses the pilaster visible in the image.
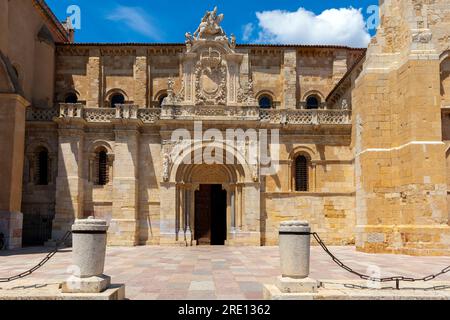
[0,94,28,249]
[282,50,297,109]
[86,49,101,108]
[109,121,141,246]
[52,118,86,240]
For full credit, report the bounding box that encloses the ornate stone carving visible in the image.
[252,163,259,182]
[412,30,433,43]
[237,79,257,105]
[193,7,226,41]
[185,32,194,51]
[162,153,171,182]
[230,34,236,49]
[194,49,227,105]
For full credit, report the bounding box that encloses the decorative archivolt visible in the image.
[301,90,325,102]
[440,50,450,64]
[164,141,254,183]
[177,164,241,184]
[25,139,56,156]
[105,88,129,101]
[288,146,317,162]
[87,140,114,156]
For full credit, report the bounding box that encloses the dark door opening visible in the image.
[22,213,53,246]
[195,184,227,245]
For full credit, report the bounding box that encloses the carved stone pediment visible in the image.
[174,7,245,107]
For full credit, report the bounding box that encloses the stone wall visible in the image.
[352,0,450,256]
[54,45,362,108]
[262,193,355,246]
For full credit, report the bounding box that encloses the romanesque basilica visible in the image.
[1,0,450,256]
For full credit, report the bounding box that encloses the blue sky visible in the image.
[47,0,379,47]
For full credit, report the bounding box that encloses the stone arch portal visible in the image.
[159,145,261,247]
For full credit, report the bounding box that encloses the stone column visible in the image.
[0,94,28,249]
[134,49,148,107]
[52,119,85,241]
[159,182,178,245]
[239,182,261,245]
[109,122,140,246]
[283,50,297,109]
[332,50,348,86]
[86,49,101,108]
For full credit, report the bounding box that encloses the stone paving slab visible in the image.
[0,246,449,300]
[264,280,450,300]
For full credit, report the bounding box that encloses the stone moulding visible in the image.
[25,103,352,126]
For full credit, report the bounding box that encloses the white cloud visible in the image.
[107,6,161,41]
[242,23,254,42]
[255,7,371,47]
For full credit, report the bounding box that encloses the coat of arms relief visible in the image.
[194,48,227,105]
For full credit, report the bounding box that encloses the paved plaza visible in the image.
[1,246,450,300]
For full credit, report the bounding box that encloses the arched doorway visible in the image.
[179,164,240,246]
[159,142,261,246]
[195,184,227,245]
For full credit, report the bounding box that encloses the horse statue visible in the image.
[193,6,226,40]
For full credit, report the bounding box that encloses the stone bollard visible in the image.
[279,220,311,278]
[62,217,111,294]
[276,221,318,293]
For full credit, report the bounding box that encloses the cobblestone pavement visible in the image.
[1,246,449,300]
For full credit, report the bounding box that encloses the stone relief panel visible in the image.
[194,49,227,105]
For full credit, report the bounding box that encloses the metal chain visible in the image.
[311,232,450,289]
[320,281,450,291]
[0,231,71,283]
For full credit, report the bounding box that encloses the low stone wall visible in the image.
[262,193,355,246]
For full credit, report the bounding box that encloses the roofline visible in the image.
[326,49,367,102]
[33,0,70,43]
[56,42,367,51]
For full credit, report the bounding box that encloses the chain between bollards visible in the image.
[0,231,71,283]
[309,231,450,290]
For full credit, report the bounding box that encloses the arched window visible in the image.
[110,93,125,108]
[64,92,78,104]
[35,148,49,185]
[306,95,320,109]
[158,93,168,107]
[258,95,273,109]
[294,155,309,192]
[96,150,109,186]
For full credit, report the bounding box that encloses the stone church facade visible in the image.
[1,0,450,255]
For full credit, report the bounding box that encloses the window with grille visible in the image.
[97,151,108,186]
[36,149,49,185]
[295,155,308,192]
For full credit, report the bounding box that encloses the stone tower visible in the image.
[353,0,450,255]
